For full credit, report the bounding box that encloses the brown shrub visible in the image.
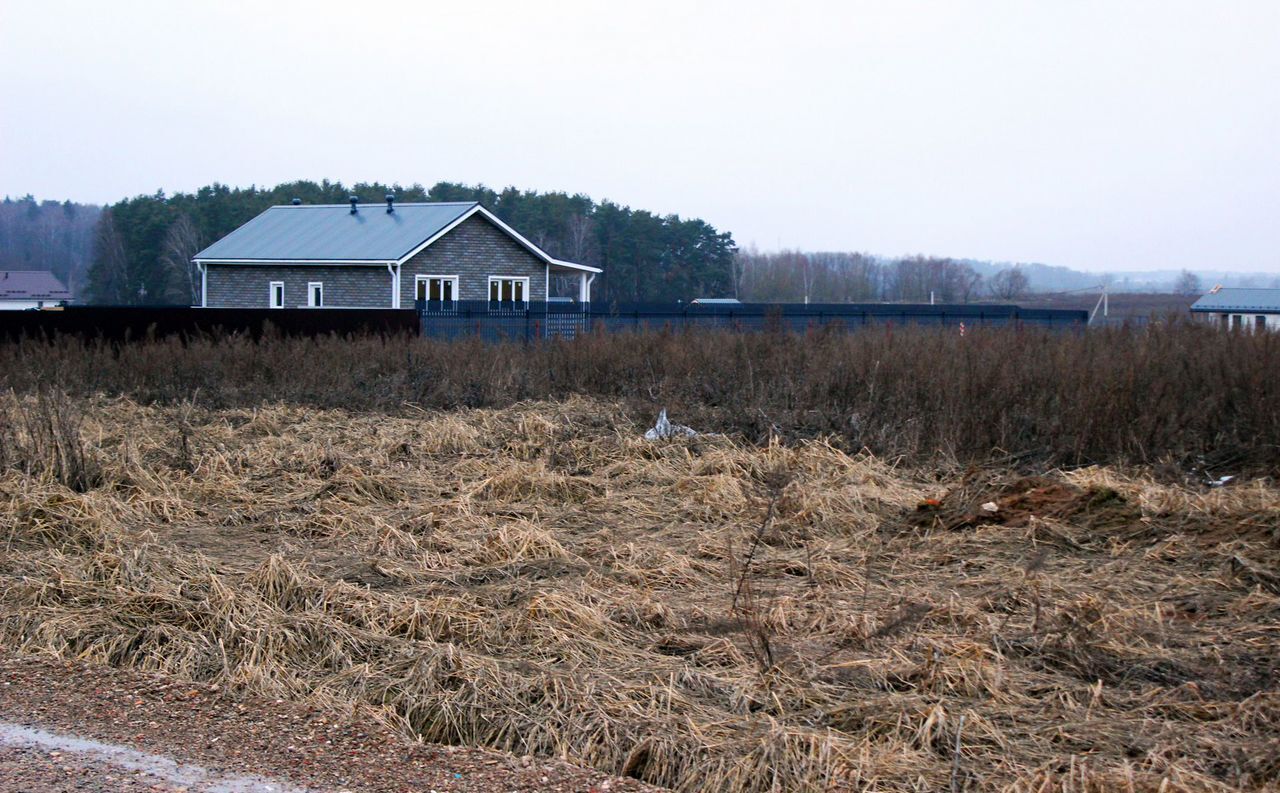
[1,320,1276,469]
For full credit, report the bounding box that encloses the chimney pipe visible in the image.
[385,194,395,214]
[291,198,302,205]
[349,195,359,215]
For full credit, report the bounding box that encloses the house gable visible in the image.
[400,213,549,301]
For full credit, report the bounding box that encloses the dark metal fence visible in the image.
[0,306,419,343]
[0,302,1088,345]
[417,300,1089,341]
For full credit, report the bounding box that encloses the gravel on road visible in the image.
[0,654,659,793]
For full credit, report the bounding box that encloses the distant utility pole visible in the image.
[1088,285,1109,325]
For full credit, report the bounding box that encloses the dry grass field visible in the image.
[1,392,1277,791]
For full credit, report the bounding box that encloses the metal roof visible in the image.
[194,202,478,262]
[1191,288,1280,313]
[0,270,72,301]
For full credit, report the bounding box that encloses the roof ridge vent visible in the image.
[349,195,359,215]
[386,194,395,214]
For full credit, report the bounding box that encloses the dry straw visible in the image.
[1,393,1276,791]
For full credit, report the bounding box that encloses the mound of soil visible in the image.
[913,475,1142,532]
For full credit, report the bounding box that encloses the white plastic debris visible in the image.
[644,409,697,440]
[980,501,1000,513]
[1207,475,1234,488]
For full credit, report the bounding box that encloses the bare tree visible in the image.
[1173,269,1203,296]
[989,267,1031,300]
[0,197,101,298]
[87,211,132,304]
[957,268,984,303]
[565,213,596,264]
[160,214,204,304]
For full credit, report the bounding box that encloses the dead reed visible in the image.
[1,320,1277,469]
[0,396,1276,791]
[0,390,101,492]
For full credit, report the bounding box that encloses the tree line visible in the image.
[15,182,1210,306]
[0,196,101,294]
[85,181,738,305]
[732,249,1035,304]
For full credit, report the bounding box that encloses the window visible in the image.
[1258,315,1268,332]
[1231,314,1243,330]
[308,282,323,308]
[488,276,528,304]
[269,281,284,309]
[415,275,458,305]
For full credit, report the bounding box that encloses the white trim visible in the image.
[415,274,460,304]
[194,258,394,266]
[544,265,549,303]
[269,281,285,309]
[393,205,603,273]
[585,273,596,303]
[470,207,557,266]
[307,281,323,308]
[488,275,530,304]
[396,205,483,263]
[199,262,207,307]
[547,257,603,274]
[389,264,400,309]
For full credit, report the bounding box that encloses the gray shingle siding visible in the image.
[399,214,547,302]
[204,264,392,308]
[201,213,550,307]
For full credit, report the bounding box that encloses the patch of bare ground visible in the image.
[0,655,651,792]
[1,393,1278,791]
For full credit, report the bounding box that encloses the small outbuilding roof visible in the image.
[193,201,602,273]
[0,270,72,301]
[1191,287,1280,313]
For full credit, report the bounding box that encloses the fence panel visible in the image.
[0,306,419,343]
[416,301,1088,340]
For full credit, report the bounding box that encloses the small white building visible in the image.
[0,270,72,310]
[1191,287,1280,331]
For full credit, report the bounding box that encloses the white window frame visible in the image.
[269,281,284,309]
[488,276,530,305]
[415,274,460,305]
[307,281,324,308]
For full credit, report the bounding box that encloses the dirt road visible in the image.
[0,655,654,793]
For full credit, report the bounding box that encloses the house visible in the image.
[1191,286,1280,331]
[0,270,72,310]
[192,197,601,309]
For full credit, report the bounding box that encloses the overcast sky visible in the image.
[1,1,1277,272]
